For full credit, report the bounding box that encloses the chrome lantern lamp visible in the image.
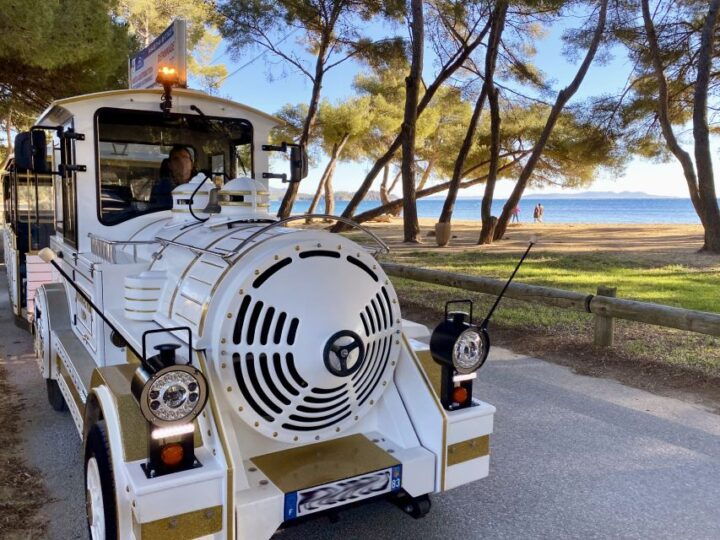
[430,300,489,409]
[429,239,536,410]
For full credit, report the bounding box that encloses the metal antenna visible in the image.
[480,240,535,329]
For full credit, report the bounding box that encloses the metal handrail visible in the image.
[88,233,158,263]
[157,214,390,261]
[154,238,234,258]
[228,214,390,257]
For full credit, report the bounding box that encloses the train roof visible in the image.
[36,87,282,126]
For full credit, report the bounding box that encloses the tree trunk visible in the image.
[306,150,335,219]
[640,0,705,225]
[400,0,424,243]
[277,24,335,219]
[277,62,324,218]
[380,164,391,205]
[305,134,348,219]
[439,1,507,226]
[479,86,501,244]
[416,158,435,191]
[5,111,12,152]
[350,155,525,226]
[324,165,336,217]
[331,17,493,232]
[323,134,349,217]
[693,0,720,252]
[493,0,608,241]
[388,168,402,193]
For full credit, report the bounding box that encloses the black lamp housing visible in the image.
[129,330,206,479]
[429,300,490,410]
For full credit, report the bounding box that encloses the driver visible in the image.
[151,145,196,206]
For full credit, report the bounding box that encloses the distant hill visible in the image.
[517,191,677,200]
[270,187,381,202]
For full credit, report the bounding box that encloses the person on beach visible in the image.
[511,205,520,223]
[533,204,540,223]
[538,203,544,222]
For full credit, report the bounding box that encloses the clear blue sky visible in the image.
[193,9,711,199]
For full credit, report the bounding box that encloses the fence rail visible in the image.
[381,262,720,343]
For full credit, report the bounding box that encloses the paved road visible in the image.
[2,269,719,539]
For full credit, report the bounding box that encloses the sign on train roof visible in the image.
[128,19,187,89]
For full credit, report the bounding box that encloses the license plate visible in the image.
[283,465,402,520]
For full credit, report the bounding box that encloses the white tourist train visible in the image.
[1,68,496,539]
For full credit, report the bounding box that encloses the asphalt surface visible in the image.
[1,266,719,539]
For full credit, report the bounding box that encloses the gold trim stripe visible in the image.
[174,311,197,326]
[447,435,490,466]
[221,190,269,196]
[132,505,222,539]
[180,292,202,306]
[197,352,235,539]
[125,286,161,291]
[200,260,224,269]
[188,275,213,286]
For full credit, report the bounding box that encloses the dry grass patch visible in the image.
[0,364,47,539]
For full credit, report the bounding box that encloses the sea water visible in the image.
[272,198,703,224]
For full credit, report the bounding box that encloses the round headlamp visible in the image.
[138,365,208,427]
[452,328,487,374]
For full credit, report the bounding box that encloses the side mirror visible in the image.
[261,142,308,183]
[289,144,308,183]
[14,131,48,173]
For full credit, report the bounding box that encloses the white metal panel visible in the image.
[126,448,225,524]
[445,402,495,446]
[393,340,445,493]
[236,460,284,540]
[444,455,490,491]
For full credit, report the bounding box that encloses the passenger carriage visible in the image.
[3,75,496,539]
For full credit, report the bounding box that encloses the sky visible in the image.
[193,8,714,199]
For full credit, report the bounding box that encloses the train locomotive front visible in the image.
[11,86,497,540]
[148,206,403,445]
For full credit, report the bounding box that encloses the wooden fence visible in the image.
[381,262,720,345]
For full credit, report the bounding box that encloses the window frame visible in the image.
[94,106,254,226]
[59,120,79,249]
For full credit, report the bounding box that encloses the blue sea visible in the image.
[271,197,703,224]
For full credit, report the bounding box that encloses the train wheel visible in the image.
[46,379,67,412]
[85,421,118,540]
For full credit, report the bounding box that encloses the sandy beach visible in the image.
[355,218,716,267]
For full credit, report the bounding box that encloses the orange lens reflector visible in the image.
[160,443,184,467]
[452,386,469,404]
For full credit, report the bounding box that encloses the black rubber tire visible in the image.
[85,421,119,540]
[46,378,67,412]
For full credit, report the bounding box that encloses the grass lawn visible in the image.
[387,250,720,312]
[380,249,720,384]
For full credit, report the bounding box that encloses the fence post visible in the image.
[594,285,617,347]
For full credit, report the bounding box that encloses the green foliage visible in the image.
[317,98,373,155]
[113,0,228,91]
[218,0,401,72]
[0,0,132,111]
[610,0,720,159]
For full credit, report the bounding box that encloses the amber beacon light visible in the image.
[156,66,180,114]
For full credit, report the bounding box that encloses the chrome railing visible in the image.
[155,214,390,261]
[88,233,157,264]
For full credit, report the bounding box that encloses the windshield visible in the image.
[96,107,253,225]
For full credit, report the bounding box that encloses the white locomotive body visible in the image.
[6,84,496,539]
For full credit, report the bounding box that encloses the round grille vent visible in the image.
[214,237,400,443]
